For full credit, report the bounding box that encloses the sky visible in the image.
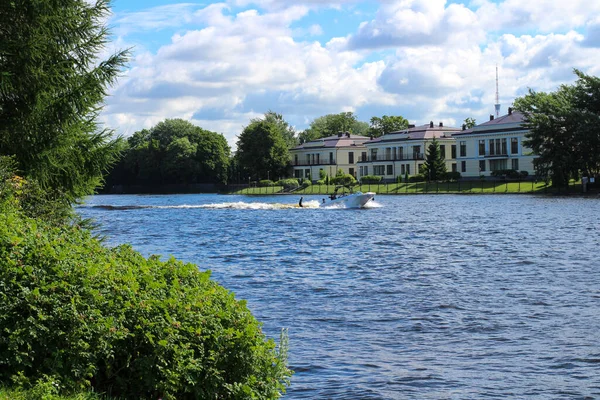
[101,0,600,149]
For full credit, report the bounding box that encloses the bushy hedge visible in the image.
[446,171,462,181]
[258,179,275,187]
[276,178,299,190]
[360,175,382,184]
[408,174,426,183]
[0,200,291,399]
[330,173,356,186]
[491,169,521,179]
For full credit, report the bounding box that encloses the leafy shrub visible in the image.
[408,174,426,182]
[446,171,461,181]
[491,169,520,179]
[0,205,291,399]
[330,173,356,186]
[276,178,299,190]
[520,170,529,178]
[360,175,382,184]
[258,179,275,187]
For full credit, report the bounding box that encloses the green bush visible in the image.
[258,179,275,187]
[330,173,356,186]
[276,178,299,190]
[408,174,426,182]
[446,171,461,181]
[360,175,382,184]
[0,205,291,399]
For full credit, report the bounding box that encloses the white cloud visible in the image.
[102,0,600,150]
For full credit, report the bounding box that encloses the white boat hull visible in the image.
[319,192,375,208]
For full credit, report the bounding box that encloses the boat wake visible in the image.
[85,199,382,211]
[86,201,322,211]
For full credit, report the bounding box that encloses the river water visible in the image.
[78,194,600,399]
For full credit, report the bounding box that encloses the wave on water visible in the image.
[85,199,382,211]
[87,201,319,211]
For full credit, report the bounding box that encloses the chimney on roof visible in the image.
[439,122,443,127]
[462,124,466,131]
[429,121,434,128]
[490,115,494,121]
[508,107,513,115]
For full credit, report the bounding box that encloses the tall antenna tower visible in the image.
[494,64,501,117]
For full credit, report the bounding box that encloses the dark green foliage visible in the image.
[0,0,128,204]
[514,70,600,187]
[422,137,447,181]
[0,201,291,399]
[107,119,231,186]
[258,179,275,187]
[299,112,369,143]
[369,115,409,137]
[263,111,298,149]
[360,175,382,184]
[446,171,462,181]
[330,170,357,186]
[276,179,299,190]
[408,174,426,183]
[490,169,521,179]
[464,117,476,129]
[236,115,290,181]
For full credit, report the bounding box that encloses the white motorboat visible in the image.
[319,186,375,208]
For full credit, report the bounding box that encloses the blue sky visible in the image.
[101,0,600,149]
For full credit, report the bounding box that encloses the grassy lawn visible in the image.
[231,180,585,195]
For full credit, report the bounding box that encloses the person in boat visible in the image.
[299,197,303,207]
[329,193,336,200]
[322,198,326,204]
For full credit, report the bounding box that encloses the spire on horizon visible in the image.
[495,65,501,117]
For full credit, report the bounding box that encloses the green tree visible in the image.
[299,112,369,142]
[107,119,230,186]
[514,70,600,187]
[464,117,476,129]
[237,114,291,180]
[264,110,298,149]
[369,115,409,137]
[0,0,128,204]
[422,137,447,181]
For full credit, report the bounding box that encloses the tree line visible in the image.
[105,111,411,186]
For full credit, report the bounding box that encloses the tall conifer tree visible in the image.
[0,0,128,203]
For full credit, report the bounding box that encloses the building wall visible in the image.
[358,138,457,181]
[290,147,362,181]
[455,130,536,178]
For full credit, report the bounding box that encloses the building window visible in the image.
[385,148,391,160]
[329,152,334,164]
[452,163,457,172]
[440,145,446,159]
[501,138,507,155]
[359,166,363,176]
[349,167,355,176]
[461,161,466,173]
[386,165,393,175]
[401,164,405,175]
[399,147,404,160]
[413,146,421,160]
[305,169,310,178]
[294,170,301,178]
[311,154,315,164]
[511,137,518,154]
[392,147,397,160]
[512,158,519,170]
[306,154,311,164]
[348,152,354,164]
[479,160,486,172]
[495,139,502,155]
[371,149,378,161]
[374,165,385,175]
[294,154,298,165]
[490,159,507,171]
[364,166,368,175]
[479,140,485,156]
[406,165,411,175]
[451,145,457,159]
[361,152,367,162]
[460,141,466,157]
[316,154,320,164]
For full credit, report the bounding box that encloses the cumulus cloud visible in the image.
[101,0,600,149]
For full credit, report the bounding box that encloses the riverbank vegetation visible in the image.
[0,0,291,398]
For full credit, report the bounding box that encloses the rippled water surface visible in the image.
[78,194,600,399]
